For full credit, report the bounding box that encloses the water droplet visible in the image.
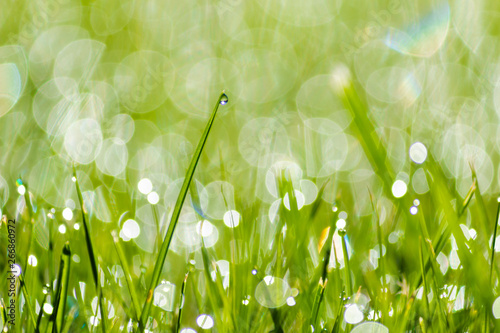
[286,296,296,306]
[392,180,407,198]
[493,296,500,319]
[28,255,38,267]
[409,142,428,164]
[179,328,197,333]
[220,93,228,105]
[153,282,176,311]
[43,284,51,294]
[223,210,241,228]
[62,208,73,221]
[351,322,389,333]
[255,276,292,308]
[138,178,153,195]
[196,314,214,329]
[344,304,364,324]
[147,191,160,205]
[43,303,54,315]
[251,269,258,275]
[122,219,140,239]
[17,185,26,195]
[410,206,418,215]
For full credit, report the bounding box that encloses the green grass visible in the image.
[2,77,500,333]
[2,1,500,332]
[4,93,500,331]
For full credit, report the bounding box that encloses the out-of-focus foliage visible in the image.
[1,0,500,332]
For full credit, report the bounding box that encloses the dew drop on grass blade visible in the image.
[139,92,228,332]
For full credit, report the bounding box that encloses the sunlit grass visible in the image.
[1,0,500,332]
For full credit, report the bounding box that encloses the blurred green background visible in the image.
[1,0,500,332]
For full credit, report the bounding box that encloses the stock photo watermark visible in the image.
[340,0,402,61]
[5,217,17,327]
[7,0,70,45]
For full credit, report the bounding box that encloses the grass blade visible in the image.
[18,273,37,330]
[112,230,141,322]
[418,237,429,323]
[199,241,227,331]
[36,292,48,331]
[340,230,353,296]
[61,307,78,333]
[331,296,346,333]
[0,299,7,329]
[73,167,99,288]
[52,242,71,333]
[73,167,106,332]
[490,199,500,282]
[310,226,332,329]
[176,267,191,332]
[333,69,393,191]
[139,92,227,331]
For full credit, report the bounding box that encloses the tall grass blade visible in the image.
[199,241,227,331]
[470,165,490,236]
[418,237,429,322]
[490,199,500,282]
[36,292,48,331]
[51,242,71,333]
[331,296,346,333]
[310,227,332,329]
[0,299,8,331]
[61,307,78,333]
[139,92,227,331]
[18,273,37,329]
[340,232,353,296]
[73,167,106,332]
[112,230,141,321]
[175,271,188,332]
[334,75,393,192]
[73,167,99,287]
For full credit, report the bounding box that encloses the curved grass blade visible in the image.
[139,92,227,331]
